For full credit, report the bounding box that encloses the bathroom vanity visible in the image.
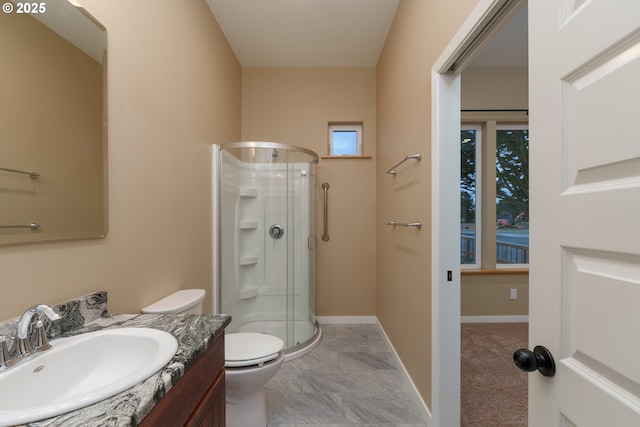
[138,331,225,427]
[0,292,230,427]
[58,313,229,427]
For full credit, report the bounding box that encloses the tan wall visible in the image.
[462,66,528,110]
[461,66,529,317]
[0,0,241,319]
[376,0,480,408]
[241,68,377,316]
[0,13,105,244]
[461,273,528,316]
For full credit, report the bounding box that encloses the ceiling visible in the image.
[206,0,527,68]
[206,0,400,67]
[469,6,528,67]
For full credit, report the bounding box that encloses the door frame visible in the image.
[430,0,525,425]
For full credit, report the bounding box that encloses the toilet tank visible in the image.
[141,289,206,314]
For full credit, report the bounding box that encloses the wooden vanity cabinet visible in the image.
[139,333,225,427]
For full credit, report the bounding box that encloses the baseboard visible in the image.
[315,316,377,324]
[375,319,433,426]
[461,315,529,323]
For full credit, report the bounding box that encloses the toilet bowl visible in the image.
[225,332,284,427]
[141,289,284,427]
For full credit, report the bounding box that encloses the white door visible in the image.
[527,0,640,425]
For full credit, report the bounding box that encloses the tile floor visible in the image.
[265,323,428,427]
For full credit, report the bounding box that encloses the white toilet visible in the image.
[141,289,206,315]
[224,332,284,427]
[141,289,284,427]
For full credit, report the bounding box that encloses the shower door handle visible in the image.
[322,182,330,242]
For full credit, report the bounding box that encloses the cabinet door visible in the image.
[186,372,225,427]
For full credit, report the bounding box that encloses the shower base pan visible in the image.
[237,320,322,361]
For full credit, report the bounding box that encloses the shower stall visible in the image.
[213,142,321,359]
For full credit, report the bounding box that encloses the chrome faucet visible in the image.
[0,304,61,371]
[16,304,60,340]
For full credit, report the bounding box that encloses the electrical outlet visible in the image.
[510,289,517,300]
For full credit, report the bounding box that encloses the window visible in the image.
[460,113,529,269]
[495,126,529,266]
[461,125,481,267]
[328,123,362,156]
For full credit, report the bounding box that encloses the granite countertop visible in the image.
[0,292,230,427]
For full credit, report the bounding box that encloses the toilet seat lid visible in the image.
[225,333,284,367]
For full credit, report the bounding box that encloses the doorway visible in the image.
[459,6,529,422]
[431,0,528,425]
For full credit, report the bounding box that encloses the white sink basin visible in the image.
[0,327,178,426]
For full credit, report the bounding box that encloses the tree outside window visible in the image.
[461,126,480,266]
[496,126,529,265]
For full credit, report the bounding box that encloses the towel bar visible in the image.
[386,220,422,230]
[386,153,421,175]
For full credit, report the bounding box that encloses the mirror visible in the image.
[0,0,107,245]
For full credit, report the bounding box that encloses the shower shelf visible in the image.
[239,287,259,299]
[239,221,258,230]
[239,187,258,198]
[240,256,258,266]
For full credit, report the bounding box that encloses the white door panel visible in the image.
[557,360,640,427]
[564,36,640,187]
[529,0,640,425]
[568,45,640,175]
[568,250,640,382]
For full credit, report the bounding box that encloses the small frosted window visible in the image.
[328,123,362,156]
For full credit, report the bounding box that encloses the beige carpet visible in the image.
[461,322,529,427]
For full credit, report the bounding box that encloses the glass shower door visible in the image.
[217,142,319,356]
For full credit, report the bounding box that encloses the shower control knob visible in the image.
[269,224,284,239]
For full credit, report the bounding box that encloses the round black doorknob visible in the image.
[513,345,556,377]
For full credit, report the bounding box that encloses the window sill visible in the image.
[321,155,372,160]
[461,269,528,275]
[320,156,371,160]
